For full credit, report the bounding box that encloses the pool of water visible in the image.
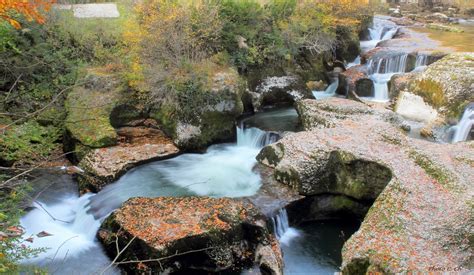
[413,22,474,52]
[242,106,301,132]
[281,220,360,274]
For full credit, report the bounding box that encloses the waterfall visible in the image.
[271,208,300,246]
[363,54,409,102]
[272,208,290,239]
[236,125,278,148]
[452,104,474,143]
[361,16,398,52]
[368,54,409,74]
[415,54,428,67]
[312,78,339,100]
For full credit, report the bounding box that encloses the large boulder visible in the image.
[257,98,474,273]
[65,68,144,161]
[336,65,373,99]
[98,197,283,274]
[407,53,474,119]
[78,126,179,192]
[150,65,245,150]
[249,75,314,111]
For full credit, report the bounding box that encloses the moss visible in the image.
[65,87,119,148]
[408,150,459,192]
[0,121,61,165]
[275,168,300,190]
[381,134,402,146]
[410,79,446,109]
[256,143,284,167]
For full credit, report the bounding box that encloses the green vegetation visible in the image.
[0,184,45,273]
[410,79,446,109]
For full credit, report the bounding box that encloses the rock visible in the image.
[150,66,244,150]
[336,65,370,98]
[255,238,283,275]
[395,91,439,123]
[257,98,474,273]
[427,23,464,33]
[355,78,374,97]
[65,70,120,150]
[389,8,402,18]
[388,72,417,100]
[78,127,179,192]
[306,80,327,91]
[252,75,314,111]
[408,53,474,118]
[426,12,449,23]
[65,68,145,162]
[98,197,281,274]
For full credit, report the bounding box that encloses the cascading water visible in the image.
[312,78,339,100]
[412,54,429,72]
[360,16,398,52]
[364,53,409,102]
[20,124,278,274]
[271,208,300,246]
[345,16,398,74]
[451,104,474,143]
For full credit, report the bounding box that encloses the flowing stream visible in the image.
[21,126,277,273]
[451,104,474,143]
[20,107,312,274]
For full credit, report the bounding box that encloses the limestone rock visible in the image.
[78,127,179,192]
[98,197,279,273]
[395,91,439,123]
[408,53,474,118]
[252,75,314,111]
[257,98,474,273]
[150,66,244,150]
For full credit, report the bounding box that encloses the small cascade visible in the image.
[363,54,409,102]
[272,208,290,239]
[412,54,429,72]
[312,78,339,100]
[237,125,278,148]
[415,54,428,68]
[361,16,398,52]
[271,208,300,246]
[368,54,409,74]
[451,104,474,143]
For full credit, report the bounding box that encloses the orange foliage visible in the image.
[0,0,55,29]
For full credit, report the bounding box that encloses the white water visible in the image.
[271,208,301,246]
[451,105,474,143]
[413,54,429,72]
[312,78,339,100]
[21,126,276,273]
[360,16,398,52]
[363,54,409,102]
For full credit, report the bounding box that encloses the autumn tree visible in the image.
[0,0,54,29]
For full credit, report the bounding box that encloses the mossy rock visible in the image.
[409,53,474,119]
[150,64,245,150]
[65,86,118,148]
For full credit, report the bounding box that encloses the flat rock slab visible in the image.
[98,197,281,273]
[79,127,179,192]
[54,3,120,18]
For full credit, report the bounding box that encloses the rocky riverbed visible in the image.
[14,8,473,275]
